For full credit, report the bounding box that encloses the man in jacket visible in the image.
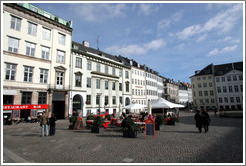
[40,111,49,137]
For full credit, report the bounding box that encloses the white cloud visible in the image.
[196,34,208,43]
[176,4,243,40]
[207,45,238,57]
[70,3,128,22]
[137,4,159,16]
[105,39,166,56]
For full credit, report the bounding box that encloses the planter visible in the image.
[86,123,93,129]
[155,124,163,130]
[123,130,138,138]
[91,127,104,133]
[167,120,175,125]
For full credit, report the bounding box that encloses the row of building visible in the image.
[3,3,243,120]
[3,3,192,120]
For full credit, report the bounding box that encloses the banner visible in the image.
[3,104,49,110]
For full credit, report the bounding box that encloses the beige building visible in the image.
[3,3,72,119]
[163,78,179,103]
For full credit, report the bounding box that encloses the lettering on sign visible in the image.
[3,104,49,110]
[145,119,156,139]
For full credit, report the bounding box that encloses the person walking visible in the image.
[49,113,57,136]
[40,111,49,137]
[194,110,202,133]
[201,109,211,133]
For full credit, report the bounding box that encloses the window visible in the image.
[203,76,206,80]
[230,97,234,103]
[216,78,220,82]
[224,97,228,103]
[42,28,51,41]
[56,72,64,86]
[5,63,16,80]
[58,33,65,45]
[119,70,122,77]
[217,87,221,93]
[10,16,21,31]
[234,85,239,92]
[41,46,50,60]
[119,97,122,104]
[125,82,129,92]
[229,86,233,92]
[210,90,214,96]
[236,97,240,103]
[76,57,82,68]
[96,79,100,89]
[222,86,227,93]
[75,74,82,87]
[204,91,208,96]
[57,50,65,63]
[105,66,108,74]
[211,99,215,103]
[112,96,116,104]
[26,42,35,56]
[240,85,243,92]
[198,83,201,88]
[8,37,19,53]
[209,82,213,87]
[96,95,100,105]
[227,76,231,82]
[199,91,202,96]
[197,77,201,80]
[239,75,243,80]
[105,81,108,90]
[221,77,225,82]
[233,76,237,81]
[28,22,37,36]
[208,76,212,79]
[87,61,92,70]
[38,92,47,104]
[219,98,222,103]
[112,67,116,75]
[104,96,108,105]
[119,83,122,91]
[40,69,48,83]
[96,63,101,72]
[87,77,91,88]
[21,92,32,104]
[24,66,34,82]
[112,82,115,90]
[125,71,129,79]
[203,83,207,88]
[86,95,91,105]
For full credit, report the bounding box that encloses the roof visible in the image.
[190,61,243,77]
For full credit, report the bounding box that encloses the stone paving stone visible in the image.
[3,112,243,164]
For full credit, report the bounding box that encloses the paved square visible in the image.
[2,112,243,164]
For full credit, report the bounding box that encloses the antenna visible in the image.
[97,35,99,50]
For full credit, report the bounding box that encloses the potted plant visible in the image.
[121,117,138,138]
[86,114,96,129]
[69,115,77,129]
[91,116,104,133]
[155,115,164,130]
[166,116,176,125]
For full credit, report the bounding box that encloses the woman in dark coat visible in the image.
[201,109,211,133]
[49,113,57,136]
[194,110,202,133]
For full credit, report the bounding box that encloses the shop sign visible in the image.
[3,104,49,110]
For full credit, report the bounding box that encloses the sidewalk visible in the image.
[2,112,243,164]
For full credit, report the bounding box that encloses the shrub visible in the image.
[155,115,164,125]
[93,116,104,128]
[121,117,136,132]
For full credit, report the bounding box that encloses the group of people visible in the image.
[40,111,57,137]
[194,109,211,133]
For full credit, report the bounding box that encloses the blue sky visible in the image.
[33,2,244,83]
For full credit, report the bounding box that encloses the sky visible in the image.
[33,2,244,83]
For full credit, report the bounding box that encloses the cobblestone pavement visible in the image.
[2,111,243,164]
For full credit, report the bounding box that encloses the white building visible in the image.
[70,41,132,117]
[215,63,243,110]
[3,3,72,119]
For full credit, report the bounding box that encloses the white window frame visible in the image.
[28,22,37,36]
[10,16,21,31]
[5,63,16,81]
[41,46,50,60]
[57,50,65,63]
[56,71,64,89]
[42,28,51,41]
[8,37,19,53]
[76,57,82,68]
[24,66,34,82]
[58,33,66,45]
[26,42,35,56]
[40,69,48,83]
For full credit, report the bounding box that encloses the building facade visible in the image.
[190,62,243,110]
[3,3,72,119]
[214,63,243,110]
[163,78,179,103]
[69,41,132,117]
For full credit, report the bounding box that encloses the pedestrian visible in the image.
[201,109,211,133]
[40,111,49,137]
[194,110,202,133]
[49,113,57,136]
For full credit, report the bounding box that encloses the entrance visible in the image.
[53,101,65,119]
[73,94,83,115]
[20,109,31,122]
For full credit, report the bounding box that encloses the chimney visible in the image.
[82,41,89,47]
[130,60,133,66]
